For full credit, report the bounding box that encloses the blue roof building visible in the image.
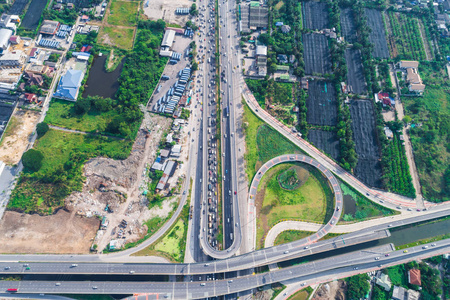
[53,69,83,101]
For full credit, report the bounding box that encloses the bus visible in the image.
[6,288,18,292]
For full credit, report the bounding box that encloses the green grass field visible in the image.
[386,264,408,287]
[256,163,334,248]
[8,129,132,214]
[243,101,304,181]
[107,0,139,27]
[45,99,118,133]
[262,164,333,226]
[153,219,185,261]
[100,26,135,50]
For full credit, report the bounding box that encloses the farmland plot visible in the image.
[306,81,337,126]
[386,11,427,61]
[365,8,390,59]
[303,33,332,75]
[345,49,367,95]
[302,1,328,30]
[349,100,383,188]
[21,0,47,30]
[340,8,357,44]
[8,0,29,15]
[308,130,340,160]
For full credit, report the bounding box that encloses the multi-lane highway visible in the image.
[1,240,450,298]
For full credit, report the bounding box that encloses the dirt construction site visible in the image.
[0,110,191,253]
[143,0,192,26]
[66,111,176,252]
[0,109,41,165]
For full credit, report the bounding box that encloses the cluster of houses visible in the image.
[151,119,186,193]
[374,268,421,300]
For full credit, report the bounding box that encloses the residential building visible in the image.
[24,93,38,103]
[384,126,394,139]
[24,71,44,86]
[277,54,288,64]
[25,64,54,77]
[408,269,421,286]
[281,25,291,33]
[0,14,19,32]
[249,2,268,29]
[0,28,13,52]
[40,20,60,35]
[407,289,420,300]
[256,45,267,76]
[399,60,419,69]
[171,144,182,158]
[392,286,407,300]
[9,35,19,44]
[0,50,25,68]
[156,160,177,191]
[375,272,392,291]
[53,69,84,101]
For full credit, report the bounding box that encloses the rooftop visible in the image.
[408,269,421,286]
[53,69,83,101]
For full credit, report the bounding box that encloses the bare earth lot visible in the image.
[0,210,99,254]
[303,33,332,76]
[143,0,192,26]
[349,100,383,188]
[0,109,40,165]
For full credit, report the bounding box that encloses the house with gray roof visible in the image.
[53,69,83,101]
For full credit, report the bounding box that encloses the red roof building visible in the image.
[24,93,38,103]
[9,36,20,44]
[408,269,421,286]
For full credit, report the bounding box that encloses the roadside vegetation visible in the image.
[242,101,304,181]
[274,230,340,246]
[339,181,397,223]
[287,287,313,300]
[133,181,191,262]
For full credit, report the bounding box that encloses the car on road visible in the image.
[200,283,206,286]
[403,250,408,253]
[431,243,436,246]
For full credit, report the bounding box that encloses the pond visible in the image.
[82,55,123,99]
[21,0,47,30]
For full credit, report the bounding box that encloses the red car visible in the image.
[234,191,237,195]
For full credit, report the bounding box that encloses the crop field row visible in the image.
[340,8,357,44]
[364,8,390,59]
[302,1,328,30]
[303,33,332,75]
[308,130,340,160]
[306,80,337,126]
[345,49,367,95]
[349,100,383,188]
[386,11,426,61]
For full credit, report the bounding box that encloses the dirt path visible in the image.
[417,20,432,61]
[49,125,125,140]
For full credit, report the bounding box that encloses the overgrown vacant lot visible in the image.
[364,8,390,59]
[8,129,132,214]
[107,0,139,27]
[402,63,450,202]
[99,26,135,50]
[255,163,334,249]
[45,99,118,133]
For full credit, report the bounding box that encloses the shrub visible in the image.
[36,122,49,137]
[22,149,44,172]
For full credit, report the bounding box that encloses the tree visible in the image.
[36,122,49,137]
[74,97,91,114]
[346,274,370,300]
[22,149,44,172]
[192,61,198,71]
